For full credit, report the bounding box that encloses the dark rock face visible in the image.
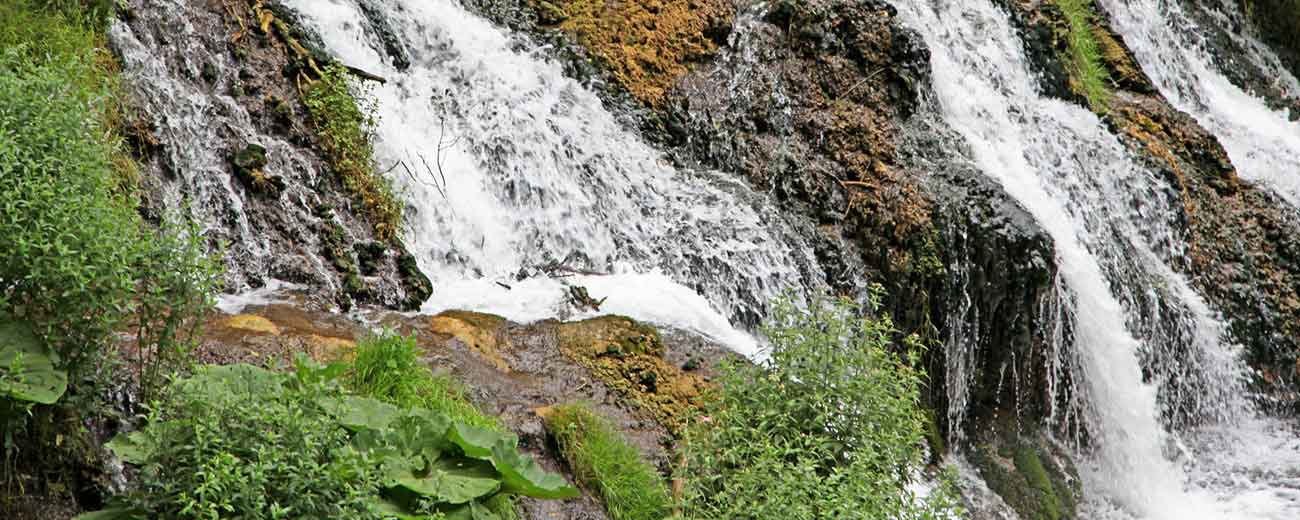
[662,0,1063,441]
[111,0,431,312]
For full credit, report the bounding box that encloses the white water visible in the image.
[888,0,1295,518]
[1097,0,1300,206]
[280,0,829,355]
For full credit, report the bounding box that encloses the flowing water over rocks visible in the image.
[888,0,1300,518]
[278,0,833,355]
[103,0,1300,519]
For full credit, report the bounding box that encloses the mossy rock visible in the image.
[967,431,1080,520]
[556,316,706,434]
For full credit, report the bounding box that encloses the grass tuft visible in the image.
[344,330,508,432]
[303,66,402,242]
[1057,0,1113,111]
[543,403,671,520]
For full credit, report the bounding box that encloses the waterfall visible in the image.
[886,0,1296,518]
[278,0,830,356]
[1096,0,1300,206]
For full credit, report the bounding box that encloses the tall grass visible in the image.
[1057,0,1112,111]
[543,403,670,520]
[303,66,402,241]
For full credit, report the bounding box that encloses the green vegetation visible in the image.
[543,403,670,520]
[1057,0,1113,111]
[678,294,962,519]
[304,66,402,242]
[346,330,508,433]
[84,361,577,519]
[0,0,221,507]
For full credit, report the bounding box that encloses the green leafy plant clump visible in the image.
[304,66,403,242]
[678,294,963,520]
[85,361,577,520]
[543,403,670,520]
[1056,0,1113,111]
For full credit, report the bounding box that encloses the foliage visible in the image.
[85,361,576,519]
[0,319,67,407]
[1056,0,1112,111]
[678,295,963,519]
[0,45,138,392]
[346,330,508,432]
[303,65,402,241]
[543,403,670,520]
[0,0,219,401]
[130,213,224,401]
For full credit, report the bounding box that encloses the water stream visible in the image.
[279,0,836,357]
[888,0,1297,518]
[1097,0,1300,206]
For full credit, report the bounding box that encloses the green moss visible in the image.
[1056,0,1112,111]
[543,403,670,520]
[1014,446,1065,520]
[969,438,1078,520]
[303,66,402,241]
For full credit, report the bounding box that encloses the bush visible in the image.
[87,362,577,519]
[303,66,402,241]
[678,295,962,519]
[543,403,670,520]
[0,43,139,389]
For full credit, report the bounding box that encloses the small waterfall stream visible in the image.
[888,0,1295,518]
[1097,0,1300,206]
[280,0,831,356]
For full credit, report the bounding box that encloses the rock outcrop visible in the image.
[112,0,431,312]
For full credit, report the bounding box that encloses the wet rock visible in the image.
[116,0,430,312]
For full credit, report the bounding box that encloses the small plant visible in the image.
[132,212,224,401]
[1056,0,1112,111]
[543,403,670,520]
[678,294,963,519]
[85,361,578,519]
[303,65,402,241]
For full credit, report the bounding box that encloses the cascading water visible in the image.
[1096,0,1300,206]
[887,0,1296,518]
[277,0,830,356]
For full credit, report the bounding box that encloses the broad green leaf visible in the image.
[441,501,502,520]
[447,423,513,459]
[369,497,424,520]
[318,395,402,431]
[392,460,501,505]
[0,318,66,404]
[490,442,579,499]
[173,364,284,403]
[390,409,451,460]
[73,507,144,520]
[105,431,152,465]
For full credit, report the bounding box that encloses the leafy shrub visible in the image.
[86,361,577,519]
[304,66,402,241]
[130,213,224,401]
[0,44,140,388]
[678,296,962,519]
[347,330,508,432]
[0,0,220,402]
[543,403,670,520]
